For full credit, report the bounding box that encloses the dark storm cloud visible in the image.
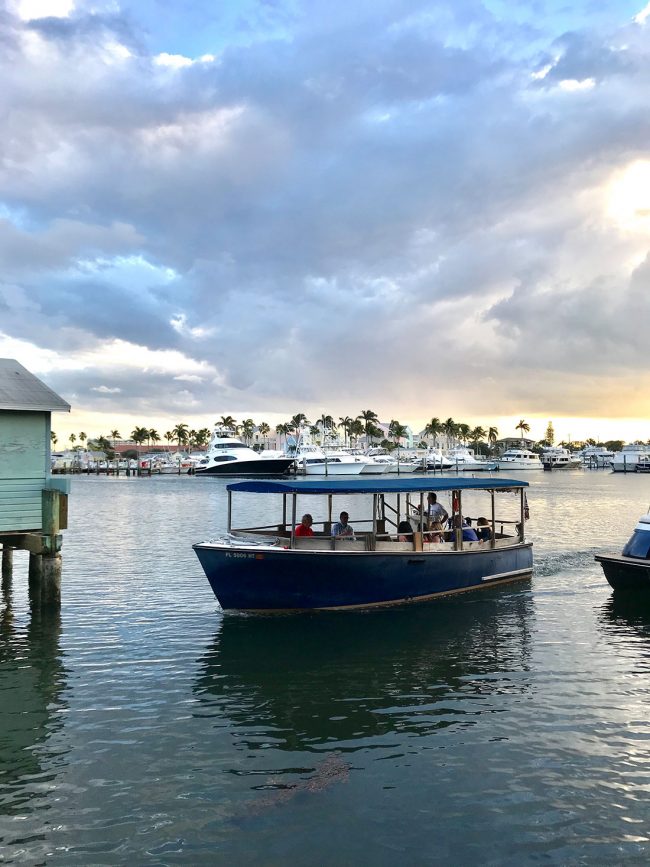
[1,0,649,421]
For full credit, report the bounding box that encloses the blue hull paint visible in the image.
[193,544,534,611]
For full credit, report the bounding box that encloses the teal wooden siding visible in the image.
[0,411,48,532]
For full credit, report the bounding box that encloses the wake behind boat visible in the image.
[195,429,295,476]
[193,477,533,611]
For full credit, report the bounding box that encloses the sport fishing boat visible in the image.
[596,511,650,590]
[193,477,533,611]
[195,429,295,476]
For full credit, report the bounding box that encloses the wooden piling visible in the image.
[2,545,12,589]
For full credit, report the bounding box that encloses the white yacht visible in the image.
[496,448,543,471]
[195,430,295,476]
[426,449,455,471]
[445,446,497,472]
[578,446,614,468]
[540,447,582,471]
[611,444,650,473]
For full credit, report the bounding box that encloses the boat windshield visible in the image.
[622,528,650,560]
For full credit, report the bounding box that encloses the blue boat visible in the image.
[193,477,533,612]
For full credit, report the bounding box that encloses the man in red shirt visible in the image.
[295,513,314,536]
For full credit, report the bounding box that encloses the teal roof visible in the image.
[227,477,528,495]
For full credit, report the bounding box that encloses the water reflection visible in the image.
[599,592,650,637]
[0,588,68,817]
[194,588,535,757]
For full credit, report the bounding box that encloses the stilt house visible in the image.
[0,359,71,538]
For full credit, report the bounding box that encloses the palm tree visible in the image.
[51,431,58,448]
[79,431,87,446]
[194,428,211,450]
[424,417,443,447]
[131,427,148,453]
[110,429,121,455]
[358,409,379,439]
[488,426,499,454]
[457,423,471,445]
[388,420,408,447]
[68,433,76,448]
[290,413,309,433]
[218,415,237,433]
[275,422,290,448]
[149,429,160,450]
[443,417,457,447]
[366,422,383,444]
[258,422,270,447]
[350,419,364,446]
[469,426,486,452]
[516,419,530,440]
[338,416,354,447]
[172,423,189,448]
[240,419,255,445]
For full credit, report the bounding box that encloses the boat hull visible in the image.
[596,554,650,590]
[195,459,295,476]
[193,543,533,611]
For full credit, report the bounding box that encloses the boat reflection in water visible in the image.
[193,589,534,809]
[0,591,68,820]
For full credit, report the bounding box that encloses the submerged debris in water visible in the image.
[247,752,350,813]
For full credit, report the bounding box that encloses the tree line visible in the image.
[51,414,646,456]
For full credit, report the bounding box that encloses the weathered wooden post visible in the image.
[0,358,71,608]
[41,488,63,605]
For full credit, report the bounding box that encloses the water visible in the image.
[2,470,650,865]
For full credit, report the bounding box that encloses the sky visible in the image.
[1,0,650,445]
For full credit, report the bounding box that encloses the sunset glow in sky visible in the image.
[1,0,649,444]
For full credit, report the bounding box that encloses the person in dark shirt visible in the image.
[452,514,479,542]
[476,517,492,542]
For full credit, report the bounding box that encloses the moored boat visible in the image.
[596,512,650,590]
[445,446,497,472]
[541,446,582,471]
[193,477,533,612]
[195,429,295,476]
[611,444,650,473]
[496,448,543,471]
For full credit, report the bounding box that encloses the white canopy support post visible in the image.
[291,493,297,547]
[227,489,232,532]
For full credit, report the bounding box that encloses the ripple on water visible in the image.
[2,472,650,863]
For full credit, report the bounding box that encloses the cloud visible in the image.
[1,0,650,432]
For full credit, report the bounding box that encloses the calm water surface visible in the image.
[2,470,650,865]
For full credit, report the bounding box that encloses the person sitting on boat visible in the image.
[427,521,445,543]
[295,513,314,537]
[331,511,354,538]
[427,492,448,525]
[452,514,479,542]
[397,520,413,541]
[476,517,492,542]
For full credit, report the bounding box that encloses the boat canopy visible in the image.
[227,478,528,495]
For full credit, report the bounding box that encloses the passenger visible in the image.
[331,511,354,538]
[397,520,413,542]
[427,492,448,525]
[452,514,479,542]
[476,517,492,542]
[295,513,314,537]
[428,521,444,543]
